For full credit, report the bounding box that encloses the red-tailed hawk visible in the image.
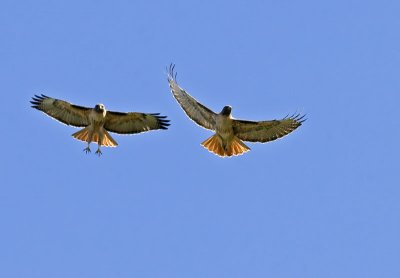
[167,64,305,157]
[31,95,170,155]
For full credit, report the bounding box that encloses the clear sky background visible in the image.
[1,0,399,277]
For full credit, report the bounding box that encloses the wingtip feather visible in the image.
[31,94,50,104]
[167,63,178,83]
[283,112,307,125]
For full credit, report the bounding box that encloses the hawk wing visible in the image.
[168,64,217,131]
[30,94,91,127]
[104,111,170,134]
[233,114,306,143]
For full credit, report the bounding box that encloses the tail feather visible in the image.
[71,128,118,147]
[72,127,90,142]
[201,134,250,157]
[102,130,118,147]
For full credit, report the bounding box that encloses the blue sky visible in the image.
[1,0,399,277]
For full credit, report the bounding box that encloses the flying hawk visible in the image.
[31,95,170,155]
[167,64,305,157]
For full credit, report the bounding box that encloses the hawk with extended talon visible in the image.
[31,95,170,155]
[167,64,305,157]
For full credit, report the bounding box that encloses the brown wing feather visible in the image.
[233,113,306,143]
[168,64,217,131]
[30,94,90,127]
[104,111,170,134]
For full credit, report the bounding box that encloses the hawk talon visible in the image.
[95,149,102,156]
[83,147,91,154]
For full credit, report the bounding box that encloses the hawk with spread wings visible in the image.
[167,64,305,157]
[31,95,170,155]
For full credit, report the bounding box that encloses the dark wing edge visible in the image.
[167,64,217,130]
[30,94,91,127]
[30,94,52,110]
[104,111,170,135]
[282,112,307,124]
[143,112,170,131]
[233,113,306,143]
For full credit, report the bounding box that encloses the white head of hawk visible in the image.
[31,95,170,155]
[167,64,305,157]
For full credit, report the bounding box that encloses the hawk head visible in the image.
[94,104,106,113]
[220,106,232,116]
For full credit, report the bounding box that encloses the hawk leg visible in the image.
[95,134,103,156]
[83,143,91,154]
